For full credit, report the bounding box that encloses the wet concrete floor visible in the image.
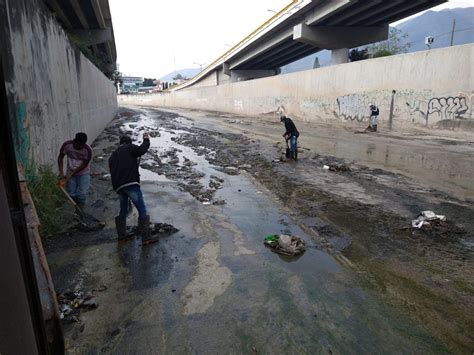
[45,107,474,353]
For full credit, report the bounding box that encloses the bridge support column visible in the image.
[331,48,349,65]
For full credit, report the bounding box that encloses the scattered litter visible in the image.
[202,201,211,205]
[98,173,111,181]
[58,290,98,323]
[264,234,306,256]
[411,210,447,229]
[323,165,330,170]
[212,200,226,206]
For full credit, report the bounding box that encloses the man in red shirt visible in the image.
[58,132,92,210]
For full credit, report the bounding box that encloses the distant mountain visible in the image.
[280,51,331,74]
[280,7,474,75]
[397,7,474,52]
[160,68,200,82]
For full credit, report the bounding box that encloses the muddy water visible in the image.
[185,110,474,202]
[45,108,471,353]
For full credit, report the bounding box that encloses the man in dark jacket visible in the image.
[109,133,152,243]
[368,104,380,132]
[280,115,300,160]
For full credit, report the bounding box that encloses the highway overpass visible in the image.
[43,0,117,73]
[174,0,446,90]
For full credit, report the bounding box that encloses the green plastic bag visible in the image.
[264,234,279,247]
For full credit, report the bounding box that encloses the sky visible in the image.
[109,0,473,79]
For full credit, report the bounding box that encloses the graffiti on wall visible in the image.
[15,101,31,167]
[406,94,471,124]
[427,96,469,120]
[336,94,370,122]
[272,90,471,128]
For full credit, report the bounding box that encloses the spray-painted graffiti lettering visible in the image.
[406,95,471,124]
[427,96,469,120]
[15,101,31,167]
[336,94,367,122]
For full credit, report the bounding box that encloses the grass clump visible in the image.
[28,166,67,237]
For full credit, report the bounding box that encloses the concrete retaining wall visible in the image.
[0,0,118,168]
[120,44,473,132]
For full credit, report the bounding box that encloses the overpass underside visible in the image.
[232,0,446,71]
[180,0,446,88]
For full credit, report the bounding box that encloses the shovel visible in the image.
[57,180,104,231]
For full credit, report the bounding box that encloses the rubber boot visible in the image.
[139,215,157,245]
[115,216,128,241]
[373,125,378,132]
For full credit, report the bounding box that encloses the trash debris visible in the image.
[323,165,330,170]
[411,210,447,229]
[264,234,306,256]
[202,201,211,205]
[58,290,98,323]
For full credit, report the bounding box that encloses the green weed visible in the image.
[28,166,67,236]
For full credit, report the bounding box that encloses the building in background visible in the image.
[121,76,143,94]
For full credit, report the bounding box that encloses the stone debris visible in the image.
[224,166,240,175]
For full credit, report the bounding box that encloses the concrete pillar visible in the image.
[222,62,230,76]
[331,48,349,65]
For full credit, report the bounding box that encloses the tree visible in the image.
[109,70,122,89]
[349,48,369,62]
[143,78,156,86]
[172,73,183,81]
[368,27,411,58]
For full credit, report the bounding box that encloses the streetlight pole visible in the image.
[193,62,205,71]
[450,19,456,46]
